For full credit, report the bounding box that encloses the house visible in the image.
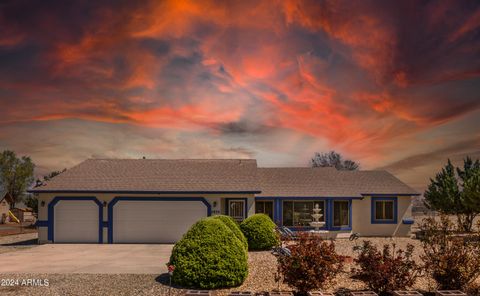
[29,159,418,244]
[0,192,14,224]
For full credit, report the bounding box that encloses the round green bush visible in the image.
[240,213,279,251]
[169,217,248,289]
[212,215,248,250]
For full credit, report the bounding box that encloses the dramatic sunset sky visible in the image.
[0,0,479,191]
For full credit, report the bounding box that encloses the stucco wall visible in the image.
[0,199,9,223]
[351,196,412,237]
[36,192,255,243]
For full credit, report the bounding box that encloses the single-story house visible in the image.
[29,159,418,244]
[0,192,14,224]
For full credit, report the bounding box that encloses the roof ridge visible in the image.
[86,158,256,161]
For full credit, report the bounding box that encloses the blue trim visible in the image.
[48,196,103,243]
[255,197,353,231]
[225,198,248,220]
[330,200,352,231]
[31,190,260,194]
[371,197,398,224]
[364,193,418,197]
[107,197,211,244]
[402,218,415,225]
[256,196,363,200]
[36,220,48,227]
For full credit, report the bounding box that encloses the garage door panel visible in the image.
[113,200,207,243]
[54,200,99,243]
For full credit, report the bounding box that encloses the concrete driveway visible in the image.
[0,244,173,274]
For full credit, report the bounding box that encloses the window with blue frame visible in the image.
[255,201,274,220]
[333,200,349,227]
[371,197,397,224]
[282,200,325,227]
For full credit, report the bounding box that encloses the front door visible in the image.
[228,200,245,222]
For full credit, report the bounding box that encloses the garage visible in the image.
[53,199,101,243]
[110,198,209,243]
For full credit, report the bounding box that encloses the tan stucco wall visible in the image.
[36,192,255,243]
[351,196,412,237]
[37,192,413,243]
[0,200,9,223]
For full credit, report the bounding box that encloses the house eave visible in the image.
[28,189,262,194]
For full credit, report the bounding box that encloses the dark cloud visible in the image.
[0,0,479,191]
[380,137,480,173]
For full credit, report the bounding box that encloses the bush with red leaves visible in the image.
[352,241,420,295]
[276,232,344,296]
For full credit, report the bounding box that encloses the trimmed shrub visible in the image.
[352,241,420,295]
[277,232,344,295]
[169,217,248,289]
[420,215,480,291]
[240,213,279,251]
[212,215,248,250]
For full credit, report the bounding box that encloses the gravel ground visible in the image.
[0,237,478,295]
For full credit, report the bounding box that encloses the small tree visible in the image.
[352,241,420,295]
[419,215,480,291]
[424,157,480,232]
[311,151,359,170]
[277,232,344,295]
[24,194,38,213]
[0,150,35,208]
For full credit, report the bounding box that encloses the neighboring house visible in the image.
[29,159,418,244]
[11,208,35,223]
[0,192,14,224]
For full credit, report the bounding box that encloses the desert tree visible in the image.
[0,150,35,208]
[311,151,359,170]
[424,157,480,232]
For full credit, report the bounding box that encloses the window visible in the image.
[255,201,274,220]
[333,201,349,227]
[372,198,397,223]
[282,201,325,227]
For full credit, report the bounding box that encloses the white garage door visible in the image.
[54,200,99,243]
[113,200,207,243]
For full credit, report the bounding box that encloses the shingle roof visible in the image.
[256,167,418,197]
[31,159,260,193]
[30,159,418,196]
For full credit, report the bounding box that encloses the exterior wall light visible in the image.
[103,201,107,207]
[40,201,45,207]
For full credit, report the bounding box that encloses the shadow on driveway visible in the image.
[1,238,38,246]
